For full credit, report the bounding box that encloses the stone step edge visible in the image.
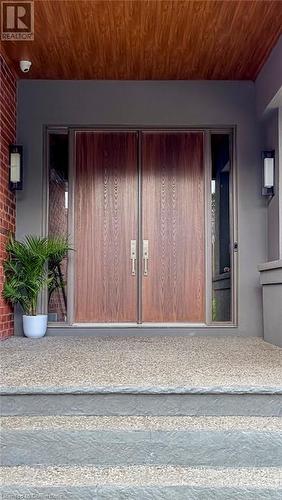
[1,466,282,489]
[1,415,282,432]
[1,384,282,396]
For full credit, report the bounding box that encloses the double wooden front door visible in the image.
[74,130,205,323]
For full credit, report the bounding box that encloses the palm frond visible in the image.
[2,234,71,315]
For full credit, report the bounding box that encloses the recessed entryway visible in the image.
[46,128,236,327]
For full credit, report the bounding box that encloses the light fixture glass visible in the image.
[10,153,21,183]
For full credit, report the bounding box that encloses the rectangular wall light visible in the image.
[262,150,275,196]
[9,145,23,191]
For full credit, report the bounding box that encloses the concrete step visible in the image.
[1,415,281,467]
[2,391,281,417]
[1,465,282,499]
[2,337,281,420]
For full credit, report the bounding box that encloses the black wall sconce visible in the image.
[262,150,275,197]
[9,145,23,191]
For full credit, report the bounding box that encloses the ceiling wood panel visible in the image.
[1,0,282,80]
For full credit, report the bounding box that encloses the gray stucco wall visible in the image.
[255,36,282,262]
[255,36,282,117]
[261,109,280,261]
[17,80,266,337]
[279,107,282,257]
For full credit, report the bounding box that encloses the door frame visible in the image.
[43,126,237,328]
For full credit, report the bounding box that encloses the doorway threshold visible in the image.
[73,323,207,328]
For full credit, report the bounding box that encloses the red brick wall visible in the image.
[0,55,17,338]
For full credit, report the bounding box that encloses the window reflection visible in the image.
[48,133,69,322]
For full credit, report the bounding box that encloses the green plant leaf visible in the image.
[2,234,72,316]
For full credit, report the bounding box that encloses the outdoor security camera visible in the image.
[19,60,32,73]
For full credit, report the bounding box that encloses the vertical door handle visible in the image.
[143,240,149,276]
[130,240,136,276]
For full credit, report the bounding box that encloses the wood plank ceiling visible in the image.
[1,0,282,80]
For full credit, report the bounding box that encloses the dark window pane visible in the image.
[211,134,232,322]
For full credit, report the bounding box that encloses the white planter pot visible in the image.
[23,315,48,338]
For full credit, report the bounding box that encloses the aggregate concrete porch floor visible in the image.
[0,336,281,394]
[2,466,281,488]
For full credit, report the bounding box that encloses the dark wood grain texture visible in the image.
[1,0,281,80]
[142,132,205,323]
[74,131,138,323]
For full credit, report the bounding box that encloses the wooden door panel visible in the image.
[75,131,138,322]
[142,132,205,322]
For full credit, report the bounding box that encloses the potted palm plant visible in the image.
[3,235,70,338]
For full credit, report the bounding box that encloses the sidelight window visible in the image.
[47,131,69,323]
[210,133,232,322]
